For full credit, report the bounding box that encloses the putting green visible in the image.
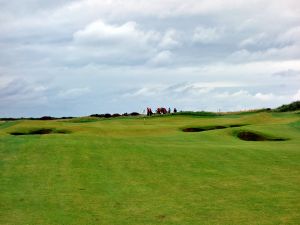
[1,111,300,224]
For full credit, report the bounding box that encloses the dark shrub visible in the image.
[61,117,74,119]
[40,116,55,120]
[0,118,18,121]
[90,114,100,117]
[130,112,140,116]
[90,114,105,118]
[112,113,121,117]
[104,113,111,118]
[274,101,300,112]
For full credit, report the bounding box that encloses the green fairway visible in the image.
[1,112,300,224]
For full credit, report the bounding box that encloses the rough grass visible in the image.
[175,111,221,117]
[0,112,300,225]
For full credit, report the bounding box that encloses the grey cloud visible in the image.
[0,78,48,105]
[1,0,300,116]
[192,26,224,44]
[121,82,297,112]
[273,69,300,77]
[57,87,90,99]
[228,44,300,62]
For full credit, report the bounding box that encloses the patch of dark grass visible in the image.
[228,124,244,128]
[64,117,100,123]
[10,128,71,136]
[176,111,221,117]
[29,128,53,135]
[225,108,271,116]
[156,215,166,220]
[55,129,72,134]
[289,120,300,130]
[0,121,19,129]
[236,131,287,141]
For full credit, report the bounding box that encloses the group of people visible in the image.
[146,107,177,116]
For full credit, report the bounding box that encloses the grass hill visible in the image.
[274,101,300,112]
[1,110,300,224]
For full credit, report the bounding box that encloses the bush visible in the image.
[274,101,300,112]
[104,113,111,118]
[130,112,140,116]
[40,116,55,120]
[90,114,101,117]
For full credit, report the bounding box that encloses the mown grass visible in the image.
[0,112,300,225]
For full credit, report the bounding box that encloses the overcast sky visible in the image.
[1,0,300,117]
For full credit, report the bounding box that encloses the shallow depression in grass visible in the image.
[236,131,287,141]
[182,124,245,132]
[10,128,71,136]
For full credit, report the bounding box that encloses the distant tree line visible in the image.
[90,112,140,118]
[1,101,298,121]
[274,101,300,112]
[0,116,74,121]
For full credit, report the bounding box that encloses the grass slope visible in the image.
[274,101,300,112]
[1,112,300,225]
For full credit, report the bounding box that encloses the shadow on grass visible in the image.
[182,124,246,132]
[236,131,288,141]
[10,128,71,136]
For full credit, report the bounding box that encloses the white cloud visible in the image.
[125,82,242,99]
[121,83,298,112]
[71,20,183,66]
[215,90,287,102]
[254,92,277,101]
[292,89,300,101]
[239,33,267,48]
[273,69,300,77]
[147,50,173,66]
[73,20,160,47]
[229,44,300,62]
[57,87,90,99]
[215,90,249,99]
[192,26,223,44]
[159,29,181,49]
[277,26,300,45]
[56,0,300,20]
[0,78,48,105]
